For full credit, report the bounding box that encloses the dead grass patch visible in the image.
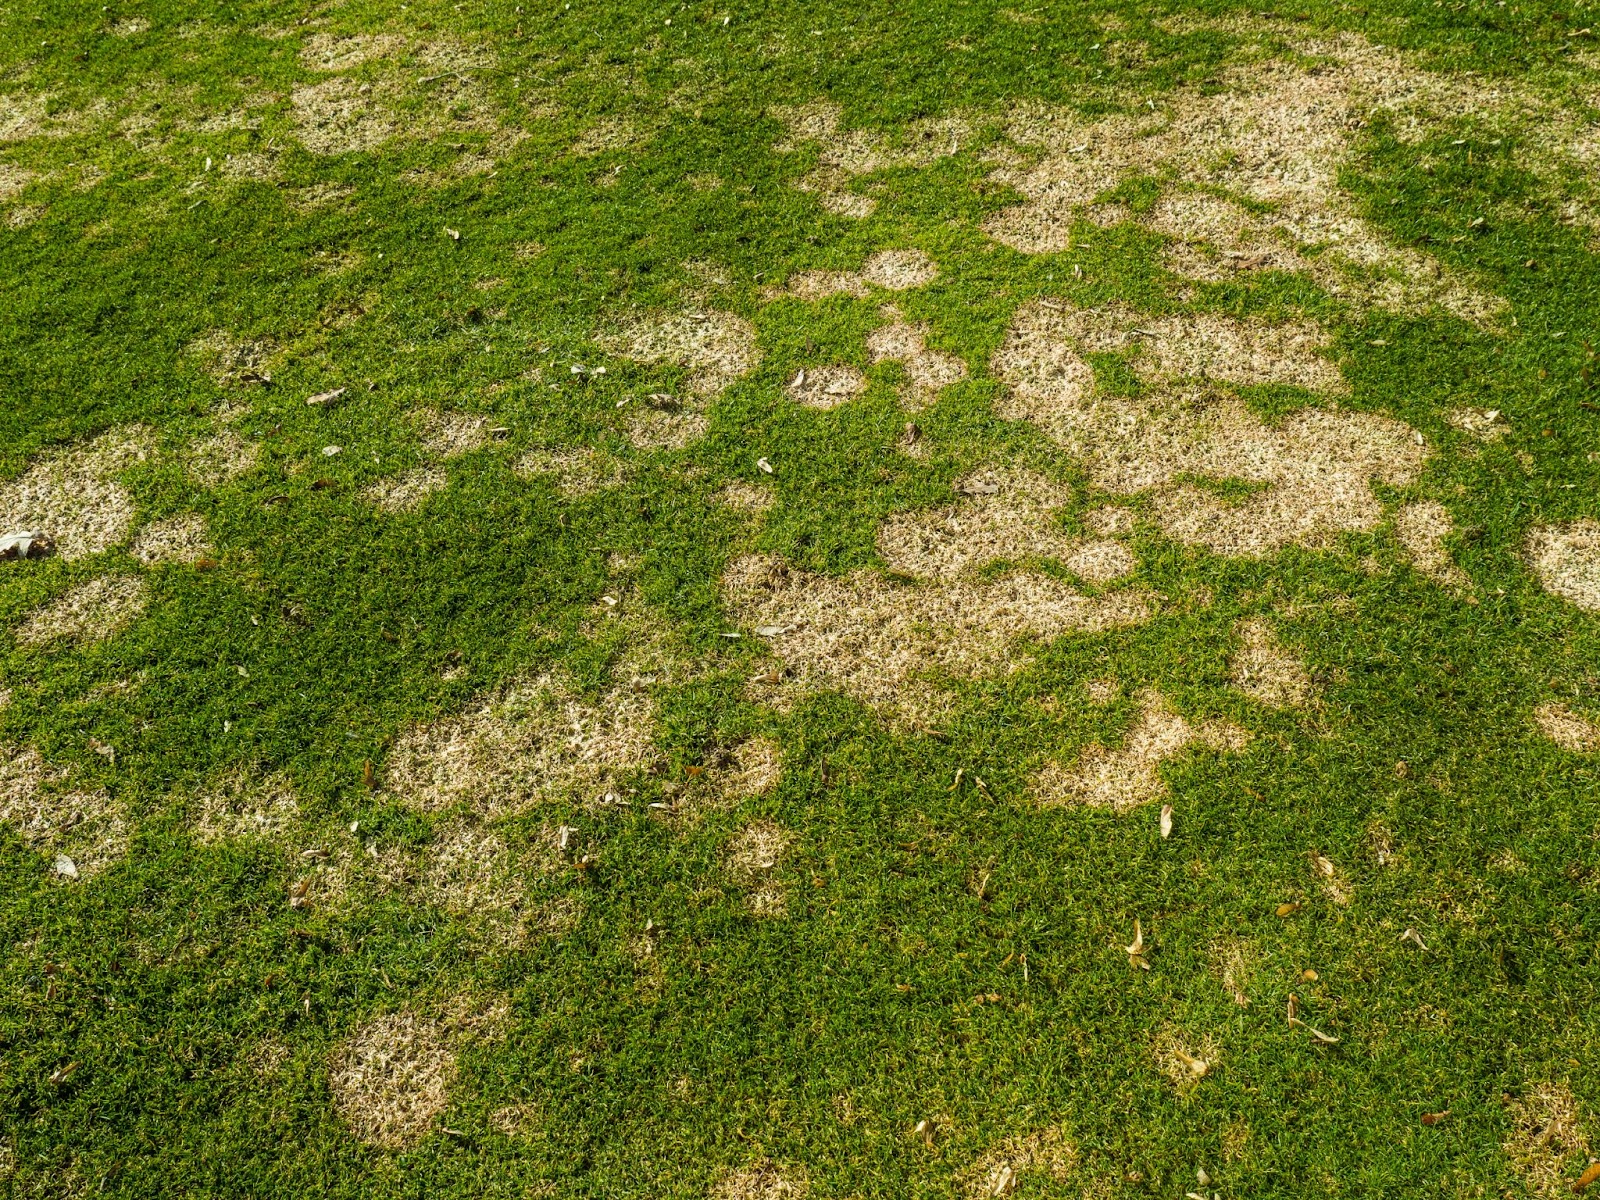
[875,467,1076,580]
[329,997,509,1150]
[1525,520,1600,612]
[410,408,492,458]
[489,1103,539,1137]
[288,182,355,211]
[5,203,42,229]
[785,364,867,409]
[0,93,81,142]
[1153,1024,1219,1091]
[963,1126,1077,1198]
[130,514,213,565]
[1503,1082,1592,1198]
[17,575,148,647]
[417,818,541,945]
[192,770,300,844]
[1032,688,1249,812]
[218,151,279,182]
[712,1162,808,1200]
[776,249,938,300]
[719,736,782,800]
[995,301,1428,556]
[771,100,968,217]
[514,447,625,497]
[603,310,760,397]
[1229,617,1314,709]
[299,31,406,69]
[625,404,709,451]
[188,330,278,387]
[867,322,967,409]
[385,673,657,817]
[1534,702,1600,752]
[187,430,260,487]
[0,163,35,201]
[1083,505,1137,537]
[1211,937,1257,1006]
[724,553,1153,722]
[0,745,125,878]
[363,466,449,513]
[0,426,154,560]
[726,818,794,917]
[717,481,775,513]
[1394,500,1470,590]
[291,77,399,155]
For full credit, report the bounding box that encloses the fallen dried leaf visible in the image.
[1276,901,1301,918]
[306,387,346,406]
[1126,919,1150,969]
[52,854,78,880]
[1400,927,1428,950]
[756,456,774,474]
[48,1061,80,1084]
[1420,1110,1449,1126]
[0,531,55,560]
[1160,804,1173,839]
[445,227,461,241]
[1575,1161,1600,1191]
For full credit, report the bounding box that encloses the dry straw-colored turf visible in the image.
[1153,1024,1221,1092]
[362,466,449,513]
[784,364,867,409]
[328,998,510,1150]
[1534,702,1600,752]
[1524,520,1600,612]
[291,77,400,155]
[385,673,657,816]
[187,430,260,487]
[962,1126,1077,1198]
[130,514,214,565]
[191,770,301,844]
[773,248,939,300]
[603,310,761,397]
[716,481,775,513]
[1394,500,1470,589]
[725,818,794,917]
[1032,689,1249,812]
[866,321,967,409]
[712,1162,809,1200]
[1229,618,1315,709]
[514,447,626,497]
[724,553,1153,723]
[994,301,1429,557]
[187,330,277,387]
[0,427,155,561]
[410,408,493,457]
[16,575,148,647]
[0,745,125,878]
[1502,1083,1593,1198]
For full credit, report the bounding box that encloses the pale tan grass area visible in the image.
[1229,618,1314,709]
[130,514,213,565]
[867,322,967,409]
[962,1126,1077,1198]
[0,92,83,142]
[363,467,448,513]
[1502,1083,1592,1198]
[724,553,1153,722]
[712,1162,808,1200]
[385,674,657,817]
[299,31,406,69]
[1153,1025,1220,1091]
[410,408,492,457]
[0,163,36,201]
[774,249,938,300]
[1446,406,1508,441]
[0,745,125,878]
[187,430,260,487]
[1534,702,1600,752]
[994,302,1429,556]
[875,468,1081,580]
[1394,500,1470,589]
[784,365,867,409]
[0,426,155,560]
[291,77,400,155]
[17,575,148,647]
[191,770,301,843]
[187,330,278,387]
[771,99,969,217]
[1525,520,1600,612]
[514,447,625,497]
[725,819,794,917]
[603,310,760,397]
[1032,689,1249,812]
[717,481,775,513]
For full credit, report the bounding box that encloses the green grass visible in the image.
[2,0,1600,1195]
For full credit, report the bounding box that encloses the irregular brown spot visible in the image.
[1153,1024,1219,1091]
[785,364,867,409]
[867,322,967,409]
[716,481,775,513]
[712,1162,808,1200]
[291,77,399,155]
[329,999,509,1150]
[603,310,760,397]
[1503,1083,1592,1199]
[725,818,793,917]
[719,736,783,801]
[514,447,625,497]
[1211,937,1257,1006]
[299,31,406,70]
[0,427,154,560]
[0,163,36,202]
[411,408,492,458]
[187,430,260,487]
[962,1126,1077,1198]
[625,403,709,451]
[1084,677,1119,704]
[994,301,1428,556]
[0,745,125,878]
[777,249,939,300]
[1446,406,1507,442]
[417,818,560,945]
[1083,505,1137,537]
[1032,688,1249,812]
[1534,701,1600,752]
[876,468,1076,580]
[771,99,968,218]
[187,330,278,387]
[1525,520,1600,612]
[385,674,657,817]
[726,553,1153,723]
[1229,617,1314,709]
[0,93,82,142]
[362,467,449,514]
[489,1103,539,1137]
[130,514,213,565]
[192,770,300,844]
[17,575,148,647]
[1394,500,1470,590]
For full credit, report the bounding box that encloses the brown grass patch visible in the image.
[1153,1024,1220,1091]
[1534,701,1600,753]
[603,310,760,397]
[772,100,968,217]
[717,481,775,513]
[1084,677,1119,704]
[218,151,279,182]
[1083,505,1136,537]
[0,163,36,201]
[299,31,406,70]
[291,77,399,155]
[1229,617,1314,709]
[0,426,154,560]
[726,818,794,918]
[5,203,42,229]
[329,998,510,1150]
[962,1126,1077,1198]
[417,818,544,945]
[192,770,300,844]
[0,93,82,142]
[785,364,867,409]
[17,574,148,647]
[410,408,492,458]
[385,673,657,817]
[362,466,449,513]
[994,301,1428,556]
[1445,406,1507,442]
[187,430,260,487]
[718,736,783,801]
[712,1162,808,1200]
[0,745,125,878]
[725,553,1153,722]
[1211,937,1257,1006]
[1525,520,1600,612]
[288,182,356,211]
[625,403,709,451]
[489,1103,539,1137]
[514,447,625,497]
[1503,1082,1593,1198]
[867,322,967,409]
[1032,688,1249,812]
[188,330,278,386]
[130,514,213,565]
[776,249,938,300]
[1394,500,1470,590]
[875,467,1078,580]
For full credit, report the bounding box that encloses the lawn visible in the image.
[2,0,1600,1195]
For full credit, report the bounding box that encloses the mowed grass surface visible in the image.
[2,0,1600,1195]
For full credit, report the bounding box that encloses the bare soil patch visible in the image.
[0,426,154,560]
[1525,520,1600,612]
[1032,688,1248,812]
[17,575,148,647]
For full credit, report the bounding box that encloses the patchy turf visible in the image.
[2,0,1600,1195]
